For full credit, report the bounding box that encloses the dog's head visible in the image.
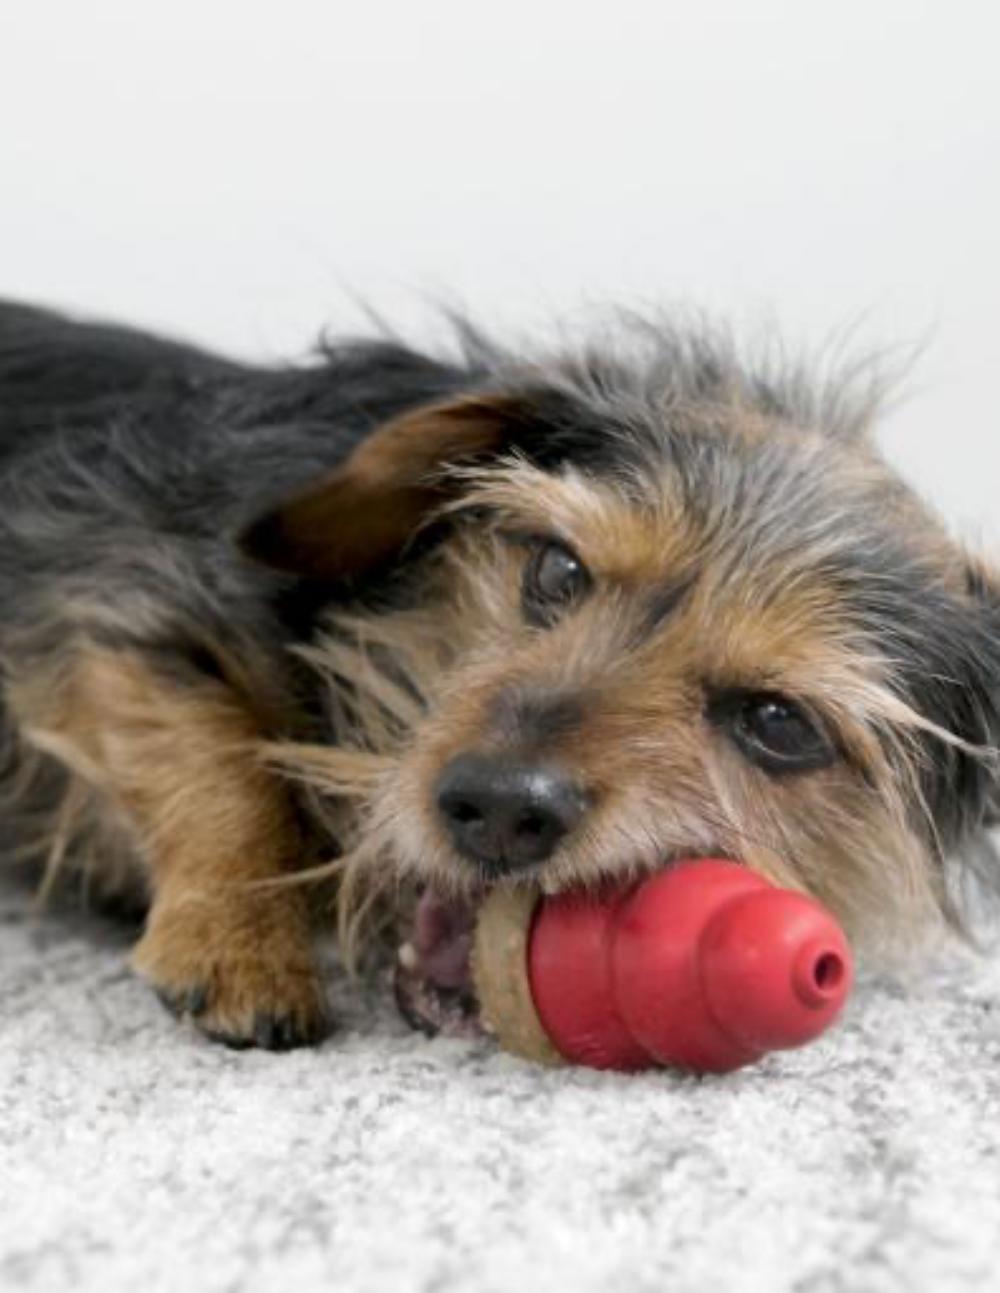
[242,328,1000,953]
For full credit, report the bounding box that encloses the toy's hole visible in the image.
[812,952,844,993]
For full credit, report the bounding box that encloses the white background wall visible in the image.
[1,1,997,536]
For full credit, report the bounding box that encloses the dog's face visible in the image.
[245,342,1000,951]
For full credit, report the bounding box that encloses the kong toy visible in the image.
[471,858,853,1073]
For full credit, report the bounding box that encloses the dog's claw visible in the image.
[154,985,182,1017]
[153,981,211,1019]
[253,1012,277,1049]
[207,1008,332,1052]
[132,898,332,1051]
[185,984,210,1016]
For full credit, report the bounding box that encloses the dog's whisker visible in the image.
[262,741,394,796]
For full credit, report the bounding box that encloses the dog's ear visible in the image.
[964,552,1000,611]
[920,551,1000,839]
[961,551,1000,759]
[239,395,529,581]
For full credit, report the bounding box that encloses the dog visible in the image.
[2,300,998,1049]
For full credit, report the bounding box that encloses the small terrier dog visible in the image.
[2,300,998,1049]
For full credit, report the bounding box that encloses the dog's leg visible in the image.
[10,643,331,1049]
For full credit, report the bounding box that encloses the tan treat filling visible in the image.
[471,885,565,1066]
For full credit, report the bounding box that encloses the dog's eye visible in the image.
[522,541,591,627]
[708,690,835,775]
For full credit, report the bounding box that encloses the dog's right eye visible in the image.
[521,541,592,627]
[707,689,836,776]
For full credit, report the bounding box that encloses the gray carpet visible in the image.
[2,881,999,1293]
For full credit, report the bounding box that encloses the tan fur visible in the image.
[9,643,329,1044]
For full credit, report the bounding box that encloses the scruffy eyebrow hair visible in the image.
[642,574,697,636]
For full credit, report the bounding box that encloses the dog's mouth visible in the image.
[392,852,734,1041]
[394,889,486,1040]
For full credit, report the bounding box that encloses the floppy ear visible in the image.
[926,550,1000,836]
[964,552,1000,610]
[963,551,1000,754]
[239,395,526,582]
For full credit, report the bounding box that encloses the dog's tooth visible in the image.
[397,941,418,970]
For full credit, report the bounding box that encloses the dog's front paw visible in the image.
[132,893,332,1050]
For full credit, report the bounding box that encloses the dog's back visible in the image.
[0,300,475,499]
[0,301,241,455]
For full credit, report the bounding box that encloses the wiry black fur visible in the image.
[0,304,472,680]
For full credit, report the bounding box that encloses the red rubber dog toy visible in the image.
[472,858,853,1073]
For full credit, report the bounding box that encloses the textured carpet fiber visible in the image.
[2,883,999,1293]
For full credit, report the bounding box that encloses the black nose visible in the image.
[435,753,586,873]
